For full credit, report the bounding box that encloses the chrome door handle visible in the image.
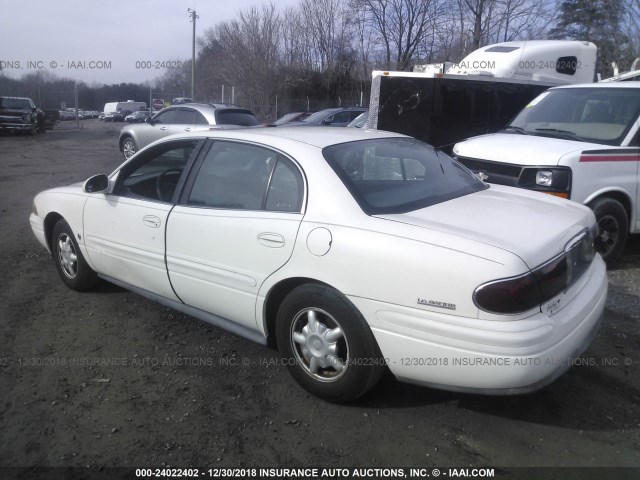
[143,215,161,228]
[257,233,285,248]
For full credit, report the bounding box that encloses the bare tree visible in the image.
[355,0,446,70]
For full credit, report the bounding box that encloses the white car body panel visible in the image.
[30,127,608,395]
[83,195,179,301]
[166,208,303,329]
[377,183,595,268]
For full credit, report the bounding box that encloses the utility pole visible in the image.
[188,8,198,101]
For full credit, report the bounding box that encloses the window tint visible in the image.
[330,111,351,124]
[174,108,197,124]
[215,109,259,126]
[153,109,178,124]
[323,138,486,215]
[265,158,304,212]
[188,142,275,210]
[194,111,208,125]
[114,140,198,201]
[188,142,303,212]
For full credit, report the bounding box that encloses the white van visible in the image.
[453,83,640,266]
[103,100,147,115]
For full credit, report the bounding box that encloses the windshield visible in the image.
[509,88,640,146]
[1,98,31,110]
[323,138,487,215]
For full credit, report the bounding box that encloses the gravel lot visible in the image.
[1,121,639,478]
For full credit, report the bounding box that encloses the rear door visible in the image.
[166,139,305,329]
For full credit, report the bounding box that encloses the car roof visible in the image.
[162,126,408,149]
[551,82,640,90]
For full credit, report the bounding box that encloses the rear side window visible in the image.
[215,109,259,126]
[187,141,303,212]
[323,138,486,215]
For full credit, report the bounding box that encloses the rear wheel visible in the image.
[590,197,628,268]
[276,284,385,403]
[52,219,98,291]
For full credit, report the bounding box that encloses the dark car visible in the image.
[0,96,45,135]
[104,111,125,122]
[125,111,152,123]
[285,107,367,127]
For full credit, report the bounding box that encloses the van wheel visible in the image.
[590,197,628,268]
[276,284,385,403]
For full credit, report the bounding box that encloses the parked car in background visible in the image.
[125,111,152,123]
[453,83,640,266]
[30,127,607,403]
[118,103,259,159]
[270,112,313,126]
[104,111,125,122]
[286,107,367,127]
[347,111,368,128]
[172,97,193,105]
[0,96,44,135]
[59,111,75,121]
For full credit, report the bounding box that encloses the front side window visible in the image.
[174,108,197,124]
[113,140,199,202]
[152,109,178,124]
[510,88,640,145]
[323,138,486,215]
[188,141,303,212]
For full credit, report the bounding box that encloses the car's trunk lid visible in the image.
[375,185,594,269]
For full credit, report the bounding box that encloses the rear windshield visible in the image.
[323,138,487,215]
[216,109,259,126]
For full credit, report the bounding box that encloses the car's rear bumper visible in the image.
[349,255,608,394]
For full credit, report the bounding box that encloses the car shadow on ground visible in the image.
[355,355,640,432]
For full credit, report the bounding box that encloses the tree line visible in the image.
[1,0,638,121]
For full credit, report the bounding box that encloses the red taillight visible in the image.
[474,228,596,315]
[474,273,542,314]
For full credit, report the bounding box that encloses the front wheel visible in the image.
[121,137,137,159]
[590,197,629,268]
[52,219,99,291]
[276,284,385,403]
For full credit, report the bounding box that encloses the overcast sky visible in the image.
[0,0,297,85]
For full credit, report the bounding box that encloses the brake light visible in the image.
[474,228,595,315]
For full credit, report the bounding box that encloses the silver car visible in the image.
[118,103,259,159]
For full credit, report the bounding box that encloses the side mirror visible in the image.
[145,117,153,124]
[83,174,110,193]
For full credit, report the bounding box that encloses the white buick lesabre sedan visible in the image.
[30,127,607,402]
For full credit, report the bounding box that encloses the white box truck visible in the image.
[365,40,597,150]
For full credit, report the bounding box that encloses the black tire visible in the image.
[52,219,99,291]
[276,284,385,403]
[121,137,137,159]
[27,122,36,136]
[590,197,628,268]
